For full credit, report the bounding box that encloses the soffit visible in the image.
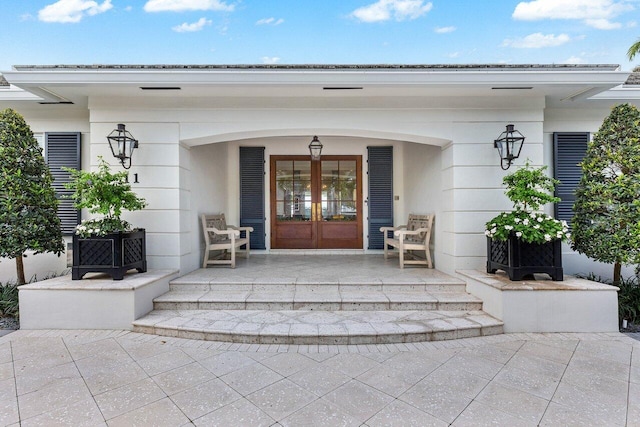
[0,64,631,108]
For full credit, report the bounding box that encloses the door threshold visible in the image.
[268,249,366,255]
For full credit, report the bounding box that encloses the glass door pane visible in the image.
[275,160,311,221]
[321,160,358,222]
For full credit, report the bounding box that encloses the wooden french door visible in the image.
[270,155,363,249]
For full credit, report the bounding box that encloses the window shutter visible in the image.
[367,146,394,249]
[553,132,589,225]
[45,132,81,235]
[240,147,266,249]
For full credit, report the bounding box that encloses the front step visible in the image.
[153,289,483,311]
[133,261,503,344]
[132,309,503,344]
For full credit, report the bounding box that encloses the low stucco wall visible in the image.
[459,269,619,333]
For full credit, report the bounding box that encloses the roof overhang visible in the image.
[0,64,632,107]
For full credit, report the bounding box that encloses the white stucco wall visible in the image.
[403,142,442,266]
[76,94,553,277]
[189,142,228,271]
[6,93,638,281]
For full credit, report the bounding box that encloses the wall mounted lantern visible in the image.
[107,123,138,170]
[308,136,323,161]
[494,124,525,170]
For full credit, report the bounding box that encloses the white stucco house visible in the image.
[1,64,639,282]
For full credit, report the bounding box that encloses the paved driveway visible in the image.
[0,330,638,426]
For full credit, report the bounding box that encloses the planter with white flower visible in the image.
[65,157,147,280]
[485,162,570,281]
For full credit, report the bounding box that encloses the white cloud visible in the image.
[502,32,571,48]
[261,56,281,64]
[513,0,633,30]
[584,18,622,29]
[434,26,456,34]
[351,0,432,23]
[447,52,460,58]
[124,6,133,11]
[564,55,587,64]
[172,17,211,32]
[38,0,112,23]
[256,17,284,26]
[144,0,234,12]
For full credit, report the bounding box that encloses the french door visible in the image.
[270,155,363,249]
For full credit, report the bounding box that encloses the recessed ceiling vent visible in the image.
[140,87,182,90]
[491,87,533,90]
[323,87,363,90]
[38,101,74,105]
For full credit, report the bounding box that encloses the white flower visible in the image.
[523,218,530,226]
[533,224,540,229]
[504,225,513,230]
[516,231,522,237]
[530,212,537,218]
[484,230,491,236]
[491,227,497,234]
[514,218,521,223]
[544,234,551,241]
[537,216,543,222]
[566,233,571,239]
[561,220,568,227]
[492,223,497,227]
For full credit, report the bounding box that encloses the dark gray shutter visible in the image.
[240,147,265,249]
[45,132,81,235]
[553,132,589,225]
[367,146,394,249]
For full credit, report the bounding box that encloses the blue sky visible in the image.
[1,0,638,71]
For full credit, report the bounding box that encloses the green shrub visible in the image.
[618,277,640,325]
[0,282,19,318]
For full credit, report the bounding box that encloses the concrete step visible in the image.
[169,279,468,293]
[153,289,483,311]
[132,309,504,345]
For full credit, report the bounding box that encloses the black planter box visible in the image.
[72,229,147,280]
[487,235,563,281]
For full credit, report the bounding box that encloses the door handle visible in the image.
[311,203,316,222]
[315,202,322,222]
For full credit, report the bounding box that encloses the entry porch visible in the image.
[19,254,620,343]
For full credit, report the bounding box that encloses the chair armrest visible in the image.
[394,228,428,237]
[380,225,406,232]
[206,227,240,237]
[227,225,254,232]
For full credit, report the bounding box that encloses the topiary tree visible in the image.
[571,103,640,284]
[0,108,64,285]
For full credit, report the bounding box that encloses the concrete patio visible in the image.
[0,329,638,426]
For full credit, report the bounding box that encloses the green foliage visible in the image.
[0,108,64,258]
[571,104,640,273]
[0,282,19,318]
[628,38,640,61]
[64,157,146,237]
[485,162,570,244]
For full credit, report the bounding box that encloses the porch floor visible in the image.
[133,254,504,344]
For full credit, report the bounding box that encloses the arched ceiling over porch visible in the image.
[180,127,451,148]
